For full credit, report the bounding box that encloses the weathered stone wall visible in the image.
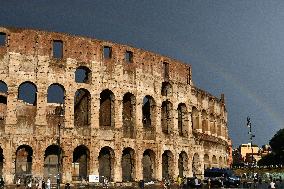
[0,27,229,184]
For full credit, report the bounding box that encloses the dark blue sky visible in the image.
[1,0,284,147]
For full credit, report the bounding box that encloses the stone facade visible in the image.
[0,27,229,184]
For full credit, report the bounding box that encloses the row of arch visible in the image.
[0,145,220,182]
[0,80,227,138]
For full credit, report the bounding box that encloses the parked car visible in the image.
[204,168,240,188]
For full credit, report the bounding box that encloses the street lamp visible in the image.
[246,117,255,176]
[57,103,64,189]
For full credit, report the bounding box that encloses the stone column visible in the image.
[5,87,17,126]
[135,150,143,181]
[187,108,193,136]
[172,105,178,136]
[3,144,14,184]
[91,93,100,129]
[156,148,162,181]
[32,145,44,178]
[197,111,202,132]
[35,88,47,126]
[114,95,122,129]
[113,149,122,182]
[173,152,179,179]
[62,146,72,183]
[64,88,74,129]
[135,95,143,140]
[89,147,99,175]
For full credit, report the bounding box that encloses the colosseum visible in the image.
[0,26,230,184]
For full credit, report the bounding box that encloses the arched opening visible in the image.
[47,84,65,136]
[217,117,221,136]
[44,145,63,182]
[192,107,199,131]
[142,96,155,128]
[0,81,8,128]
[0,81,7,104]
[74,89,91,128]
[162,150,174,180]
[142,96,156,140]
[201,110,208,133]
[47,84,65,104]
[223,157,227,167]
[75,66,91,83]
[192,153,202,178]
[122,148,135,182]
[15,145,33,179]
[161,101,173,134]
[204,154,210,169]
[161,82,172,97]
[178,103,188,137]
[99,147,114,181]
[18,82,37,105]
[142,149,155,182]
[99,89,115,128]
[219,156,223,168]
[210,114,215,135]
[0,147,3,177]
[178,151,188,178]
[123,93,136,138]
[212,155,218,168]
[72,145,89,181]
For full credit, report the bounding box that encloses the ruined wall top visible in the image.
[0,26,191,85]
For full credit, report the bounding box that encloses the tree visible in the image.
[258,129,284,166]
[270,128,284,155]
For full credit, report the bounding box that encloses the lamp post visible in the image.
[57,103,64,189]
[246,117,255,177]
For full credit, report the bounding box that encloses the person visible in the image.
[42,180,46,189]
[38,178,42,189]
[194,176,201,188]
[46,177,51,189]
[139,180,144,189]
[16,177,21,188]
[270,179,276,189]
[27,179,32,189]
[64,183,70,189]
[0,178,4,189]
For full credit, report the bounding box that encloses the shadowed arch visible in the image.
[99,89,115,128]
[73,145,90,180]
[122,147,135,181]
[99,146,115,181]
[142,149,156,182]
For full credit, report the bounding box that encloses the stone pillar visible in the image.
[187,108,192,136]
[187,153,193,177]
[155,101,162,136]
[62,146,72,183]
[135,95,143,140]
[173,152,179,179]
[91,94,100,129]
[113,149,122,182]
[35,88,47,126]
[197,111,202,132]
[3,144,14,184]
[89,147,99,175]
[64,89,74,129]
[32,145,44,178]
[172,105,178,136]
[135,150,143,181]
[114,95,122,129]
[5,87,17,126]
[156,148,162,181]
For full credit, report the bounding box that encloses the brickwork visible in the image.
[0,27,229,184]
